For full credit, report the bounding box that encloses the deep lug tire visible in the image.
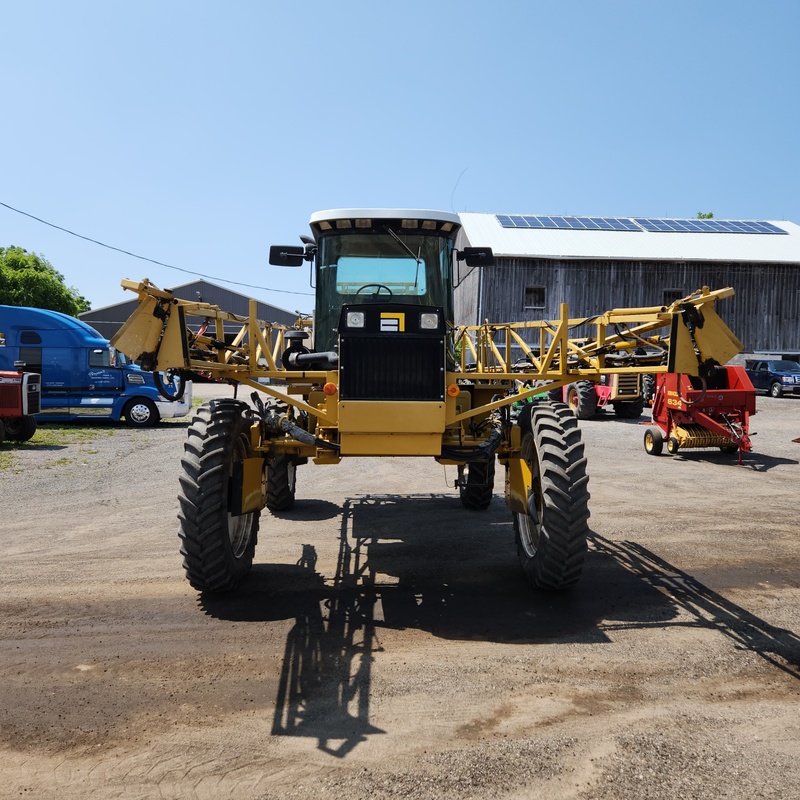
[513,403,590,590]
[178,399,260,592]
[567,381,598,419]
[643,427,664,455]
[459,458,496,511]
[123,398,159,428]
[266,454,297,511]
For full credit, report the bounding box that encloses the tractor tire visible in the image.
[769,382,783,398]
[513,403,590,590]
[459,458,496,511]
[123,398,159,428]
[3,415,37,442]
[267,454,297,511]
[546,387,563,402]
[178,399,260,592]
[642,374,656,404]
[643,427,664,456]
[567,381,598,420]
[613,398,645,418]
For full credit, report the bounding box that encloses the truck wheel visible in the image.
[123,398,159,428]
[178,400,259,592]
[459,458,496,510]
[567,381,598,419]
[613,398,645,418]
[267,454,297,511]
[3,415,37,442]
[770,382,783,398]
[643,427,664,455]
[513,404,590,590]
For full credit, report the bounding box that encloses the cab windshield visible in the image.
[314,232,454,352]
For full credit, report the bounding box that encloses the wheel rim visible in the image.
[287,462,296,493]
[568,390,578,411]
[645,431,654,452]
[227,434,254,558]
[129,402,152,424]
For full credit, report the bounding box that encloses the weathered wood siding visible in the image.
[455,257,800,352]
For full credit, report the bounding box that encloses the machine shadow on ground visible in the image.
[199,493,800,757]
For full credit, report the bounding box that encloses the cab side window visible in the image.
[89,349,116,367]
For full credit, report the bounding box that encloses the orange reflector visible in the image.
[446,383,460,397]
[323,382,338,396]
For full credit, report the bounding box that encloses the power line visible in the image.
[0,200,314,297]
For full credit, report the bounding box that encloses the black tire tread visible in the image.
[515,403,590,590]
[177,399,259,592]
[459,458,496,511]
[267,454,296,511]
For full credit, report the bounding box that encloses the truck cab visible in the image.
[0,305,192,426]
[269,209,492,455]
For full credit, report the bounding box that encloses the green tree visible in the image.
[0,246,90,315]
[696,211,714,219]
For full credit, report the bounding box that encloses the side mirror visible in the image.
[457,247,494,267]
[269,245,306,267]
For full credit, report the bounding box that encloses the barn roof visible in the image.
[458,213,800,263]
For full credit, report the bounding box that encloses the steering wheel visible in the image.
[355,283,393,296]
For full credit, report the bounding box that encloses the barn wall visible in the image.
[458,258,800,352]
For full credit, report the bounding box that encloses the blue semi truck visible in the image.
[0,305,191,427]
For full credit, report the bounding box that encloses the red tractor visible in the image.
[0,364,41,443]
[643,366,756,461]
[548,373,646,419]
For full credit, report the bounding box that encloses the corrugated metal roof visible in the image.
[458,213,800,263]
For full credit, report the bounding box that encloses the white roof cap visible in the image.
[310,208,461,226]
[458,212,800,263]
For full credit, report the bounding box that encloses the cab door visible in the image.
[76,347,125,418]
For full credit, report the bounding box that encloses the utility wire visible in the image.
[0,200,315,297]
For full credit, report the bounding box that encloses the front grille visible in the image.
[25,375,42,414]
[616,373,640,398]
[339,335,445,400]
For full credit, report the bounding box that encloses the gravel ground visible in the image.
[0,383,798,799]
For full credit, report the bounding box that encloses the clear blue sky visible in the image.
[2,1,798,313]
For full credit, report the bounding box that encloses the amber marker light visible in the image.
[323,382,338,396]
[446,383,460,397]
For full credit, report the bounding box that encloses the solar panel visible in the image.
[496,214,643,232]
[496,215,787,234]
[633,218,787,234]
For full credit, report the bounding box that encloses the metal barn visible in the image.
[455,213,800,354]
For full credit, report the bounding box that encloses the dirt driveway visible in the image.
[1,384,798,799]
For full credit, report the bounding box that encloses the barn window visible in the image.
[524,286,546,309]
[663,288,684,306]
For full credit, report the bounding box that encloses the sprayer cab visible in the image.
[269,209,493,354]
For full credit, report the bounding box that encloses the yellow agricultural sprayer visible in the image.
[111,209,744,594]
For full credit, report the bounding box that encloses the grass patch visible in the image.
[32,425,115,447]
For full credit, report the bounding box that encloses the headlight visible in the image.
[420,312,439,330]
[346,311,365,328]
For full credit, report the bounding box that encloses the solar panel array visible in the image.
[496,215,787,235]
